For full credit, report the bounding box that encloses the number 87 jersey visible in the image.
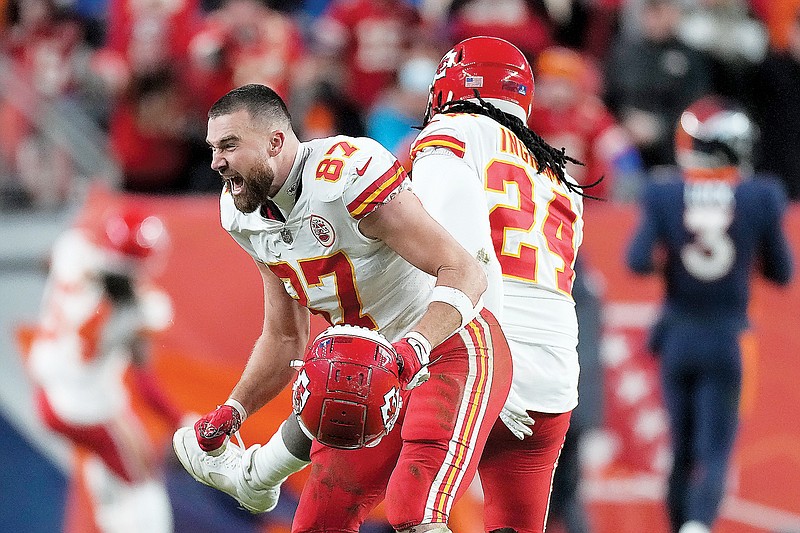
[410,112,584,355]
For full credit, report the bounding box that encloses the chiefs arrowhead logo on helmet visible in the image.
[292,325,403,449]
[292,369,311,414]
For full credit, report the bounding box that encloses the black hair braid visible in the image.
[436,91,604,199]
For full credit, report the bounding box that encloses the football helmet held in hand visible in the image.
[292,325,403,450]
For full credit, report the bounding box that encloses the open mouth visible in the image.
[227,176,244,195]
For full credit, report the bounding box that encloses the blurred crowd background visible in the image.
[1,1,800,533]
[2,0,800,209]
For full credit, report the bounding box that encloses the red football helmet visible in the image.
[102,207,167,259]
[425,36,534,124]
[292,325,403,450]
[675,95,756,176]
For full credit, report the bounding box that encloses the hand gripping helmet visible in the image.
[292,325,403,449]
[102,206,167,260]
[424,36,535,125]
[675,95,756,177]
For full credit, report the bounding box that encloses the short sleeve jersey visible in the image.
[222,135,433,342]
[411,113,584,413]
[411,113,585,349]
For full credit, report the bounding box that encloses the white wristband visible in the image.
[224,398,248,422]
[430,285,483,329]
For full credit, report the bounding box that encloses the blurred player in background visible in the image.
[409,36,588,533]
[626,96,794,533]
[25,205,183,533]
[172,83,512,533]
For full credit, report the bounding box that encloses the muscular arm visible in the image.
[359,188,487,348]
[411,148,504,321]
[229,261,310,416]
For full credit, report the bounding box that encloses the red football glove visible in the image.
[193,405,243,452]
[392,332,432,390]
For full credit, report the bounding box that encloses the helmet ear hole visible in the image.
[456,48,464,63]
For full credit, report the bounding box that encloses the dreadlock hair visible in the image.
[431,91,603,199]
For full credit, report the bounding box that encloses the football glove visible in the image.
[499,407,535,440]
[393,332,432,390]
[194,404,243,453]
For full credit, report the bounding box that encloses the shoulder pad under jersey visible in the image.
[411,115,468,162]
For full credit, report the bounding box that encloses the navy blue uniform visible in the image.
[626,175,793,532]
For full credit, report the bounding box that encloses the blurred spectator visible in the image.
[0,0,92,208]
[295,80,366,140]
[188,0,305,113]
[677,0,769,106]
[312,0,421,112]
[91,0,201,192]
[96,0,198,86]
[446,0,553,59]
[529,45,644,202]
[107,67,195,192]
[23,203,185,532]
[539,0,622,59]
[753,8,800,200]
[366,48,439,169]
[605,0,713,170]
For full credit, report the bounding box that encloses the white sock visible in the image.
[679,521,711,533]
[250,423,310,487]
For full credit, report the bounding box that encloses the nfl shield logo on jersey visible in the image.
[310,215,335,247]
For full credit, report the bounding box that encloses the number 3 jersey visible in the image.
[410,112,585,414]
[221,136,434,343]
[626,175,793,328]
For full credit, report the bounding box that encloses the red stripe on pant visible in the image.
[35,388,151,483]
[293,308,512,533]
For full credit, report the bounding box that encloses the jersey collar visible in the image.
[271,143,310,217]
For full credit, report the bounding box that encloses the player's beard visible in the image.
[233,157,275,214]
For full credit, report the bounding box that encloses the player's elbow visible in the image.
[465,258,489,304]
[449,254,488,304]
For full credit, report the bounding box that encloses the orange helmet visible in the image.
[425,36,534,124]
[536,46,585,84]
[675,96,755,178]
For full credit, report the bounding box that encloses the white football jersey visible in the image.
[28,229,172,424]
[222,136,434,343]
[411,113,584,414]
